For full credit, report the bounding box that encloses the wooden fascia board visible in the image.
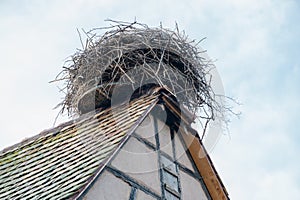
[178,128,229,200]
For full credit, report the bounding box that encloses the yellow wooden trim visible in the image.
[179,127,229,200]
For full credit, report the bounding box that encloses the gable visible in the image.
[82,107,211,200]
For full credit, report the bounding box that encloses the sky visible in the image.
[0,0,300,199]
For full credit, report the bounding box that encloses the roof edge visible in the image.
[0,96,153,156]
[0,119,75,156]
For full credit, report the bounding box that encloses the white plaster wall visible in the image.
[136,190,157,200]
[174,133,195,172]
[83,170,131,200]
[135,115,156,145]
[156,116,173,157]
[179,170,209,200]
[111,137,161,194]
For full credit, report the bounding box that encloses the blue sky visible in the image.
[0,0,299,199]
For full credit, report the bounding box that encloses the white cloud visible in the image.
[255,169,300,199]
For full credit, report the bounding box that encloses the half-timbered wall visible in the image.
[82,106,211,200]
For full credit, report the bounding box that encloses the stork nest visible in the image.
[55,21,222,123]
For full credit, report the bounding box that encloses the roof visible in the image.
[0,94,158,200]
[0,88,229,200]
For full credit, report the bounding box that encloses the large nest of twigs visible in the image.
[56,21,220,122]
